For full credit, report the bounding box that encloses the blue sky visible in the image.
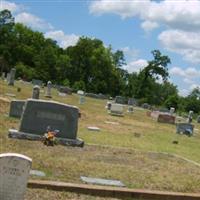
[1,0,200,96]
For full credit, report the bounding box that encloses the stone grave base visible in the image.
[109,111,124,117]
[8,129,84,147]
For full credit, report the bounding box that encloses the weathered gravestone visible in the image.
[114,96,126,104]
[1,72,6,80]
[9,100,25,118]
[157,113,175,124]
[8,68,16,86]
[127,106,134,113]
[58,86,72,95]
[79,95,85,105]
[188,110,194,123]
[105,101,112,110]
[32,85,40,99]
[0,153,32,200]
[45,81,52,98]
[170,107,175,115]
[176,123,194,136]
[8,99,84,147]
[32,79,43,86]
[109,103,124,116]
[197,116,200,123]
[6,73,10,82]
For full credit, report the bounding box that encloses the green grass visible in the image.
[0,79,200,198]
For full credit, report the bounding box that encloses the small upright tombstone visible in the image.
[109,103,124,116]
[8,68,16,86]
[127,106,134,113]
[170,107,175,115]
[188,110,193,123]
[0,153,32,200]
[45,81,52,98]
[32,85,40,99]
[77,90,85,105]
[197,115,200,123]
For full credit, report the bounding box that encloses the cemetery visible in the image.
[1,79,200,200]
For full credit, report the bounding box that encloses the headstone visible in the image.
[77,90,84,95]
[197,116,200,123]
[6,73,10,83]
[157,113,175,124]
[114,96,126,104]
[9,100,25,118]
[1,72,6,80]
[80,176,125,187]
[188,110,193,123]
[105,121,119,125]
[30,170,45,177]
[32,79,43,86]
[79,95,85,105]
[58,92,66,97]
[170,107,175,115]
[105,101,112,110]
[8,68,16,86]
[87,126,100,131]
[32,85,40,99]
[109,103,124,116]
[0,153,32,200]
[141,103,151,109]
[58,86,72,95]
[176,123,194,136]
[8,99,84,147]
[45,81,52,98]
[127,106,134,113]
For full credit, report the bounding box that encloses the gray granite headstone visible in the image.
[109,103,124,116]
[32,79,43,86]
[114,96,126,104]
[176,123,194,136]
[45,81,52,98]
[32,85,40,99]
[8,99,84,147]
[8,68,16,86]
[170,107,175,115]
[0,153,32,200]
[9,100,25,118]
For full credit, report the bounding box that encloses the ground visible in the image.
[0,80,200,199]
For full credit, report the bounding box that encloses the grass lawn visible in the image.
[1,80,200,198]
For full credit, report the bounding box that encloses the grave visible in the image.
[114,96,126,104]
[58,86,72,95]
[157,113,175,124]
[9,100,25,118]
[8,68,16,86]
[141,103,151,109]
[32,85,40,99]
[176,123,194,136]
[197,116,200,123]
[32,79,43,86]
[0,153,32,200]
[127,106,134,113]
[105,101,112,110]
[109,103,124,116]
[45,81,52,98]
[187,110,193,123]
[79,95,85,105]
[170,107,175,115]
[77,90,84,95]
[87,126,100,131]
[8,99,84,147]
[80,176,125,187]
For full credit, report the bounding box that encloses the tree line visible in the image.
[0,10,200,114]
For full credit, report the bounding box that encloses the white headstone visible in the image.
[77,90,84,95]
[110,103,124,116]
[79,96,85,104]
[170,107,175,115]
[0,153,32,200]
[32,85,40,99]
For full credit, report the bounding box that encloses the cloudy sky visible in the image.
[1,0,200,96]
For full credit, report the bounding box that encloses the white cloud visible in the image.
[89,0,200,32]
[159,30,200,63]
[89,0,200,64]
[190,84,200,91]
[45,30,79,48]
[0,0,24,13]
[120,46,139,60]
[169,67,200,79]
[15,12,53,31]
[141,21,159,32]
[179,89,189,97]
[124,59,148,73]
